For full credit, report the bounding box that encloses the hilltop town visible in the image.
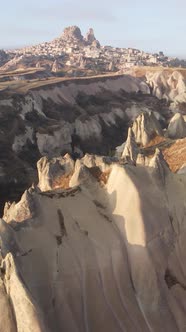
[0,26,185,77]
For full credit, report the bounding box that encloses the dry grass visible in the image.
[144,135,166,148]
[89,167,111,185]
[163,138,186,172]
[0,67,46,77]
[50,167,111,190]
[143,135,186,172]
[52,173,73,190]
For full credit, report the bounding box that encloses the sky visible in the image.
[1,0,186,58]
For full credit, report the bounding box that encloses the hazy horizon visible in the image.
[1,0,186,59]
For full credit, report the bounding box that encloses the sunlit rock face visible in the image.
[0,49,9,66]
[85,28,97,44]
[167,113,186,139]
[1,74,170,214]
[131,111,164,146]
[37,154,75,192]
[1,45,186,330]
[1,100,186,331]
[1,132,186,331]
[121,127,139,163]
[60,26,84,42]
[146,70,186,110]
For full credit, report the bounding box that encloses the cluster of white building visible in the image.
[10,28,175,74]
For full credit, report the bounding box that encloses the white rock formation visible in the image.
[61,26,83,42]
[177,163,186,174]
[51,60,60,73]
[12,126,34,153]
[82,153,114,172]
[167,113,186,139]
[146,70,186,110]
[0,150,186,331]
[3,189,35,224]
[37,154,74,191]
[85,28,96,44]
[121,127,139,162]
[132,111,163,146]
[115,142,126,158]
[36,61,42,68]
[36,123,73,157]
[19,75,149,157]
[2,72,186,331]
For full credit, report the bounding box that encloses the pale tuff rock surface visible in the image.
[37,154,75,191]
[36,61,42,68]
[81,153,114,172]
[85,28,97,44]
[1,74,164,213]
[148,148,170,185]
[115,142,126,158]
[1,73,186,331]
[37,153,114,191]
[3,189,35,224]
[92,39,101,48]
[36,122,73,157]
[167,113,186,139]
[146,70,186,110]
[1,148,186,331]
[9,74,150,158]
[0,49,8,65]
[131,111,164,146]
[61,26,83,42]
[0,251,46,332]
[177,163,186,174]
[51,60,61,73]
[136,152,148,166]
[1,109,186,331]
[121,127,139,162]
[0,273,17,332]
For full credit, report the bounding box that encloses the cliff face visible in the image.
[1,75,151,157]
[1,97,186,331]
[0,74,170,213]
[1,141,186,331]
[146,70,186,111]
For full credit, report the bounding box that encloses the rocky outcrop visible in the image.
[0,250,46,332]
[1,75,150,212]
[92,39,101,48]
[146,70,186,110]
[36,61,42,68]
[85,28,97,44]
[0,49,9,67]
[37,154,74,192]
[1,102,186,330]
[167,113,186,139]
[132,111,164,146]
[177,163,186,174]
[51,60,60,73]
[36,153,114,191]
[0,146,186,331]
[121,127,139,163]
[108,61,115,71]
[61,26,83,42]
[0,74,171,215]
[3,189,35,224]
[1,75,152,160]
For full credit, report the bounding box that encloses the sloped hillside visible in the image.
[0,74,170,214]
[1,110,186,331]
